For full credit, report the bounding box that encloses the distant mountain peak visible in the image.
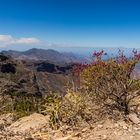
[1,48,88,64]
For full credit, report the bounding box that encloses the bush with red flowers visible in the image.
[74,50,140,119]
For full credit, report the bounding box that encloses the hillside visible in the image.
[0,54,74,100]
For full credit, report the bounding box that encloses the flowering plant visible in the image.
[73,50,140,118]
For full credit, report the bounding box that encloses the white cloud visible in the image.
[16,37,40,44]
[0,35,41,47]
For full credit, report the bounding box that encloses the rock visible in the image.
[97,124,103,128]
[7,113,50,134]
[128,113,140,124]
[82,127,88,132]
[122,126,128,130]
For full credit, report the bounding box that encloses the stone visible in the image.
[128,113,140,124]
[97,124,103,128]
[82,127,88,132]
[7,113,50,134]
[123,126,128,130]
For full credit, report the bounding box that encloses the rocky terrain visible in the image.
[0,52,140,140]
[0,113,140,140]
[0,54,74,97]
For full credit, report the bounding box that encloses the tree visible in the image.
[75,50,140,119]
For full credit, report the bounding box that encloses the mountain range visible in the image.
[1,48,88,64]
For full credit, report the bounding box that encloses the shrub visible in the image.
[41,50,140,128]
[41,92,96,128]
[77,50,140,119]
[0,91,41,118]
[41,94,62,128]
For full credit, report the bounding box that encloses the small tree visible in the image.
[75,50,140,119]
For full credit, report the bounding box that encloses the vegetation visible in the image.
[41,50,140,127]
[1,50,140,128]
[0,91,41,118]
[41,92,95,128]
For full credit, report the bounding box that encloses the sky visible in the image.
[0,0,140,50]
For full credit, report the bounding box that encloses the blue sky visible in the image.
[0,0,140,50]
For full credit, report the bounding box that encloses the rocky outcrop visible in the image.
[0,113,50,140]
[7,113,50,134]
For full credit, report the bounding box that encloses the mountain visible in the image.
[1,48,88,64]
[0,54,75,98]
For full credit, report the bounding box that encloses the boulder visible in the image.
[7,113,50,134]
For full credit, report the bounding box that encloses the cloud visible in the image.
[0,35,41,47]
[16,37,40,44]
[0,35,13,42]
